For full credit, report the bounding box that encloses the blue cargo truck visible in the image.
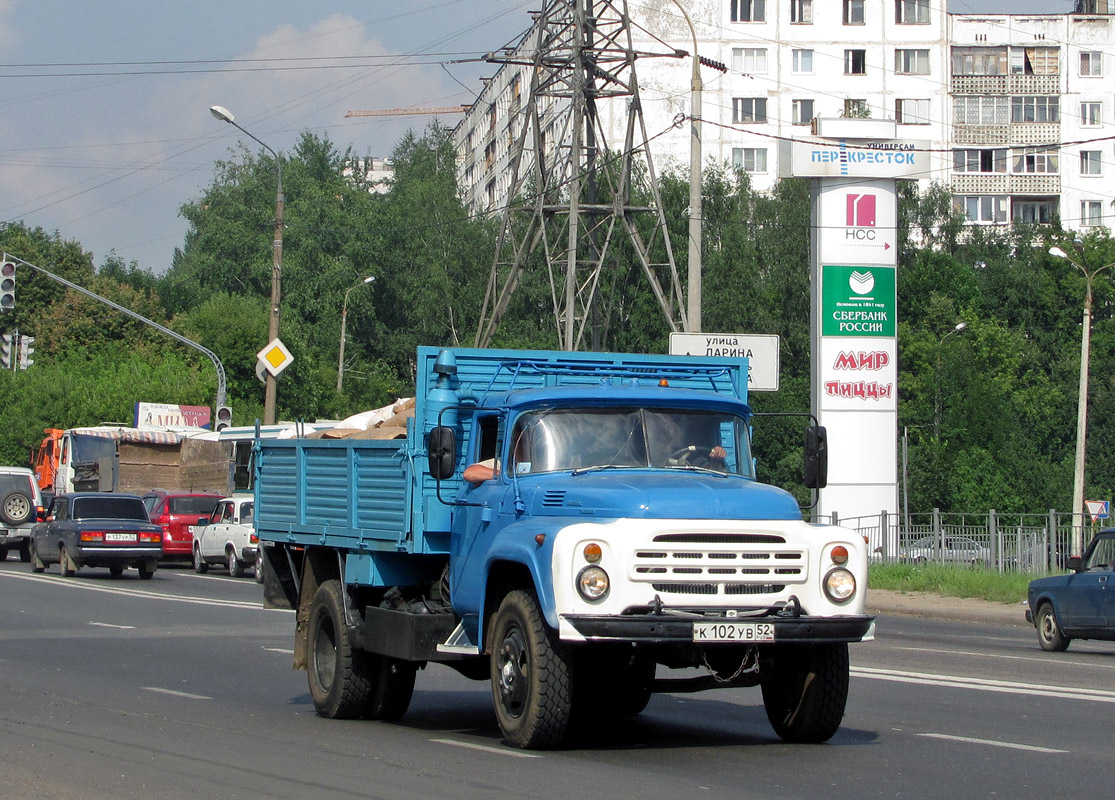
[254,346,874,749]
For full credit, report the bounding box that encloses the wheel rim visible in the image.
[312,610,337,693]
[4,495,29,520]
[228,551,235,572]
[194,547,202,570]
[1040,609,1057,642]
[496,623,529,719]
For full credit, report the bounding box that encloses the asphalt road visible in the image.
[1,559,1111,800]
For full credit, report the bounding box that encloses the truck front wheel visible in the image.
[307,579,372,719]
[760,643,849,744]
[489,590,573,749]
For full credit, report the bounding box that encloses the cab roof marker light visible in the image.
[658,379,669,387]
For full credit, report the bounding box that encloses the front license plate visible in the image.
[693,621,775,642]
[104,533,137,543]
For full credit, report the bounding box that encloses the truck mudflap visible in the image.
[561,613,875,644]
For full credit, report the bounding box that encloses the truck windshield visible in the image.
[509,407,753,477]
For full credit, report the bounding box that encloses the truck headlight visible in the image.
[823,568,856,603]
[577,566,609,601]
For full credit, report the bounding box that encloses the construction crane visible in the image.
[344,106,469,118]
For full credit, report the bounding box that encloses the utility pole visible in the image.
[474,0,688,350]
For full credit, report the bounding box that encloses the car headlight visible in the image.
[577,566,610,601]
[824,568,856,603]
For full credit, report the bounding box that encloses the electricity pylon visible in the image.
[474,0,686,350]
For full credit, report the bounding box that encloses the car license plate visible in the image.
[105,533,137,542]
[693,621,775,642]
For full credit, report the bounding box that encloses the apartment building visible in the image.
[454,1,1114,231]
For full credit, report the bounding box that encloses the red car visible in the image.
[143,490,223,560]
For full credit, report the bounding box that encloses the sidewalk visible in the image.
[867,588,1029,627]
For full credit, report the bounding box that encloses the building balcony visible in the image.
[951,173,1061,194]
[952,122,1059,146]
[950,73,1061,94]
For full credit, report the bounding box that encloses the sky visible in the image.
[0,0,1070,274]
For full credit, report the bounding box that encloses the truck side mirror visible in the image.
[427,427,457,480]
[804,425,828,489]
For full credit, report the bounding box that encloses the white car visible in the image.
[1,466,44,562]
[192,495,257,577]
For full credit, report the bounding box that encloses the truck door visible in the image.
[450,413,507,603]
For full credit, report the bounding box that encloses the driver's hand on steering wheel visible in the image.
[709,446,727,460]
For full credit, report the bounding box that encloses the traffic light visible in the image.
[0,334,11,369]
[214,405,233,432]
[17,335,34,369]
[0,260,15,312]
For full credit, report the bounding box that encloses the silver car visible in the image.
[901,535,991,567]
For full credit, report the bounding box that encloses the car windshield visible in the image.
[72,496,150,521]
[168,496,219,515]
[508,407,753,477]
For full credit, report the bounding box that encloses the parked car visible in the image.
[0,466,44,562]
[192,495,258,578]
[30,493,163,578]
[142,490,223,561]
[900,534,991,566]
[1026,529,1115,651]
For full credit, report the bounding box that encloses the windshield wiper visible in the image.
[661,464,730,477]
[571,464,638,476]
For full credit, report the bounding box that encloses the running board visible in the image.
[437,621,480,655]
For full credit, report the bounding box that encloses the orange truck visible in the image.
[31,427,231,503]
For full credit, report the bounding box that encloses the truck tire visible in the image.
[760,643,849,744]
[363,657,417,721]
[0,546,7,561]
[1,489,33,526]
[1036,603,1069,652]
[489,589,573,749]
[307,579,372,719]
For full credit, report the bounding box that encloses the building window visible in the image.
[844,98,869,117]
[953,96,1009,125]
[1081,101,1102,126]
[956,195,1007,223]
[1077,0,1112,12]
[1080,51,1103,77]
[790,0,813,23]
[1081,200,1104,227]
[845,50,867,75]
[1011,96,1059,123]
[1080,150,1103,176]
[896,99,930,124]
[896,0,930,23]
[1013,199,1057,224]
[733,97,768,123]
[732,47,768,74]
[1013,147,1059,174]
[843,0,865,24]
[731,0,765,22]
[952,47,1007,76]
[792,49,814,74]
[895,49,930,75]
[792,99,815,125]
[732,147,768,173]
[953,149,1007,173]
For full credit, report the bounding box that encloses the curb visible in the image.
[867,588,1029,628]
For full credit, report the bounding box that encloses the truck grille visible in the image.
[632,531,805,596]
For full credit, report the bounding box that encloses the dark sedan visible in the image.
[30,493,164,579]
[1026,529,1115,651]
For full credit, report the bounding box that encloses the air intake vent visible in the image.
[653,533,786,544]
[542,490,567,507]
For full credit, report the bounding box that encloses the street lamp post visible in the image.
[210,105,284,426]
[1050,241,1115,556]
[668,0,702,332]
[337,276,375,393]
[934,321,966,441]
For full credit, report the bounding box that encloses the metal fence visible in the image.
[812,509,1109,575]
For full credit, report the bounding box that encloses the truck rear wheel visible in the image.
[307,579,372,719]
[489,590,573,749]
[363,657,417,721]
[760,643,849,744]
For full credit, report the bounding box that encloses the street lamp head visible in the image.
[954,322,966,332]
[210,105,235,124]
[363,276,376,285]
[1049,246,1069,260]
[1073,237,1085,257]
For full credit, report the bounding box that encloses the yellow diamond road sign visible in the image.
[257,338,293,377]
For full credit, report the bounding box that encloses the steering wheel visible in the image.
[668,445,713,468]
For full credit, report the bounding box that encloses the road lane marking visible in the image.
[0,570,290,612]
[143,687,212,700]
[853,666,1115,703]
[891,645,1090,666]
[264,647,294,654]
[88,622,135,629]
[917,733,1067,754]
[430,738,542,759]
